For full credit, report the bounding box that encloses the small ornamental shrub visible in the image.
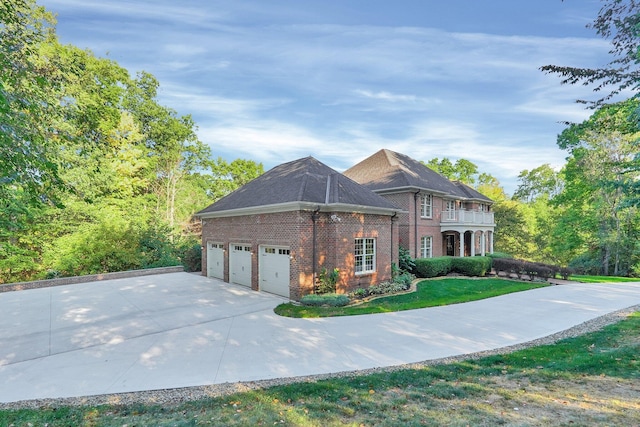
[394,271,415,287]
[316,267,339,294]
[398,246,416,273]
[367,281,409,296]
[351,288,368,299]
[451,256,492,277]
[559,267,574,280]
[300,293,350,307]
[414,256,453,278]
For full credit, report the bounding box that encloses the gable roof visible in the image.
[343,149,493,202]
[196,156,399,218]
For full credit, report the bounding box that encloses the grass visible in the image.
[275,277,548,318]
[2,312,638,426]
[572,274,639,283]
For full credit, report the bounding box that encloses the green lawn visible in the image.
[275,277,549,318]
[2,312,638,426]
[572,274,640,283]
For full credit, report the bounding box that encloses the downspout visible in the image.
[414,191,420,258]
[391,212,397,271]
[311,206,321,292]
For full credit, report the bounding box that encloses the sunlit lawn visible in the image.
[572,274,639,283]
[2,313,638,426]
[274,277,548,318]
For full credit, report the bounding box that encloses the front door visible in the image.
[445,234,455,256]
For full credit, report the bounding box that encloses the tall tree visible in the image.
[513,164,563,203]
[541,0,640,106]
[554,100,640,274]
[0,0,63,210]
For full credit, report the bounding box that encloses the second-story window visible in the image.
[445,200,456,220]
[421,194,432,218]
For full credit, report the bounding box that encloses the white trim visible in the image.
[196,201,398,219]
[420,236,432,258]
[354,238,376,274]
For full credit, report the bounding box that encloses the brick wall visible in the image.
[379,191,448,258]
[201,209,398,300]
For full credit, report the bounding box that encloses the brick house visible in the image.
[197,150,495,301]
[196,156,400,301]
[344,149,495,260]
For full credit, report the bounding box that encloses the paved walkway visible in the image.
[1,272,640,404]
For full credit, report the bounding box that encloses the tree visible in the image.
[0,0,64,210]
[553,100,640,275]
[425,158,479,185]
[541,0,640,106]
[513,164,563,203]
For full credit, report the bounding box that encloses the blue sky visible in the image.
[39,0,611,194]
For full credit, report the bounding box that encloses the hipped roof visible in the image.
[343,149,493,202]
[196,156,399,217]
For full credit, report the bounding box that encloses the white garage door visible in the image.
[230,244,252,287]
[260,246,291,298]
[206,242,224,280]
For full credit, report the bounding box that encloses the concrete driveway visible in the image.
[1,272,640,404]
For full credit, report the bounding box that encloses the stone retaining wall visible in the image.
[0,266,185,293]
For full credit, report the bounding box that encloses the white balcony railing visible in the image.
[441,209,494,225]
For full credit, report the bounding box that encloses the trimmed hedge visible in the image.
[300,293,350,307]
[492,258,573,280]
[451,256,492,277]
[414,256,492,278]
[414,256,453,278]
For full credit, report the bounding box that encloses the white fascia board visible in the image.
[196,202,398,219]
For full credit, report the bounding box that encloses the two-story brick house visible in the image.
[197,149,495,301]
[343,149,495,259]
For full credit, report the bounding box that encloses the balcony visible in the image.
[440,209,494,226]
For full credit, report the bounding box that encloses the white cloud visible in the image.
[42,0,613,195]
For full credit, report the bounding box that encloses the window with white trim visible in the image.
[420,194,432,218]
[420,236,432,258]
[445,200,456,220]
[354,238,376,274]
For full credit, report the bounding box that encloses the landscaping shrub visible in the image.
[394,271,415,288]
[398,246,416,273]
[178,241,202,272]
[451,256,492,276]
[492,258,523,276]
[414,256,453,278]
[487,252,513,259]
[316,267,339,294]
[300,293,350,307]
[492,258,571,281]
[367,280,410,296]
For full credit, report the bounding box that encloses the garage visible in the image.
[206,242,225,280]
[230,244,252,287]
[260,246,291,298]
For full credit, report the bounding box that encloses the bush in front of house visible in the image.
[492,258,572,281]
[451,256,492,277]
[315,267,339,294]
[300,293,350,307]
[367,280,409,296]
[414,256,453,278]
[486,252,513,259]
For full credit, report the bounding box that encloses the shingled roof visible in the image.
[343,149,493,202]
[196,156,399,217]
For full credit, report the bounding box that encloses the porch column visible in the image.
[459,232,464,257]
[490,231,494,254]
[481,231,486,256]
[470,231,476,257]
